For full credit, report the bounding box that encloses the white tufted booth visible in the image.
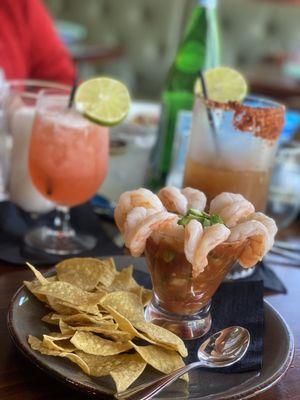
[46,0,300,98]
[219,0,300,67]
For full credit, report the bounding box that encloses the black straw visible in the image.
[199,70,217,134]
[68,78,78,108]
[198,70,220,155]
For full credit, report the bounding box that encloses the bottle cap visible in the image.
[198,0,217,8]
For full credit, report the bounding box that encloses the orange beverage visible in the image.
[29,110,109,207]
[145,235,244,316]
[184,158,272,211]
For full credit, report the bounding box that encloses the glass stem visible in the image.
[53,206,73,235]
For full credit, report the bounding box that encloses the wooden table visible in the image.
[0,248,299,399]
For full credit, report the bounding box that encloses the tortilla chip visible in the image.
[142,288,153,307]
[75,351,147,392]
[43,334,76,352]
[103,306,137,336]
[42,313,57,325]
[28,335,90,374]
[59,320,131,342]
[110,356,147,392]
[24,274,58,302]
[46,296,78,315]
[43,313,113,327]
[107,266,152,307]
[24,280,48,303]
[58,300,101,316]
[44,332,73,339]
[108,266,140,292]
[141,289,152,306]
[70,331,132,356]
[101,291,145,323]
[46,296,101,316]
[134,322,187,357]
[104,306,158,345]
[34,281,104,307]
[29,335,60,354]
[131,343,188,381]
[26,263,49,285]
[100,330,134,343]
[56,257,116,291]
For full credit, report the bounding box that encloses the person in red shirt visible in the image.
[0,0,76,85]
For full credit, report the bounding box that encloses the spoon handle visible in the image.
[116,361,202,400]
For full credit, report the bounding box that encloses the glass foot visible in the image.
[225,261,255,280]
[24,226,97,255]
[145,297,212,340]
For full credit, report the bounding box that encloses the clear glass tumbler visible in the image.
[144,232,245,339]
[24,88,109,255]
[267,141,300,229]
[5,80,70,213]
[184,95,285,211]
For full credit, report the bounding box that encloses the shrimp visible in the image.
[227,220,269,268]
[209,192,255,228]
[115,188,164,232]
[158,186,188,215]
[184,219,203,266]
[124,206,154,233]
[186,223,230,277]
[150,217,185,252]
[181,187,207,212]
[124,210,178,257]
[247,212,277,252]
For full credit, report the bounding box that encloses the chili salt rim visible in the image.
[196,94,286,141]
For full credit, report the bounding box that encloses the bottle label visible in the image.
[198,0,217,8]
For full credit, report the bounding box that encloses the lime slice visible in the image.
[194,67,247,103]
[74,77,131,126]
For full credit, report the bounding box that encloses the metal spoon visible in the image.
[117,326,250,400]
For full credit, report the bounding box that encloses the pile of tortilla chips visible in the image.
[25,258,188,393]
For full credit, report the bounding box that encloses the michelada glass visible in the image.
[184,96,285,211]
[183,95,285,279]
[25,88,109,254]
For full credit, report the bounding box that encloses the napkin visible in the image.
[0,201,122,265]
[191,281,264,373]
[242,261,287,294]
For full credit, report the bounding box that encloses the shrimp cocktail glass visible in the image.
[115,186,277,339]
[183,67,285,212]
[25,78,131,255]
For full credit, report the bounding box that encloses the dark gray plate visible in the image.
[7,256,294,399]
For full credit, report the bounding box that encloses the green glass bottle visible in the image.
[148,0,220,189]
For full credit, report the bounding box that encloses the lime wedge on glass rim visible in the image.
[194,67,248,103]
[74,77,131,126]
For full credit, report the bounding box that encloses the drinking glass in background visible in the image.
[100,101,159,202]
[183,95,285,211]
[0,83,10,200]
[25,88,109,255]
[5,80,70,213]
[183,95,285,279]
[267,141,300,229]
